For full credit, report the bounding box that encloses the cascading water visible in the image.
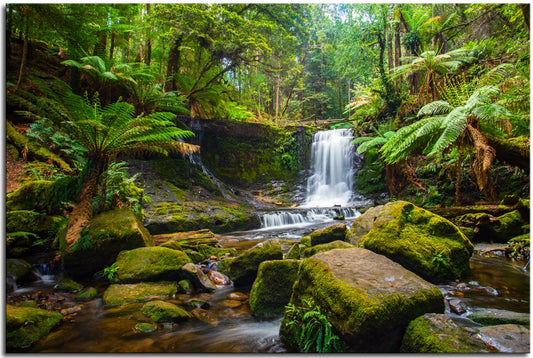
[260,128,363,229]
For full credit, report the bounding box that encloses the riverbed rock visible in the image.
[6,259,36,290]
[6,304,63,350]
[75,287,98,301]
[54,277,83,293]
[135,322,157,333]
[102,282,178,307]
[309,223,348,246]
[250,259,300,317]
[181,263,217,292]
[279,248,444,353]
[491,210,527,242]
[141,300,190,323]
[112,246,192,283]
[285,243,301,259]
[191,308,219,326]
[348,201,474,283]
[302,240,355,258]
[226,239,283,286]
[400,313,490,353]
[478,324,530,353]
[61,208,154,279]
[468,308,530,326]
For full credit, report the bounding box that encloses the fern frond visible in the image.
[428,107,467,155]
[417,101,452,117]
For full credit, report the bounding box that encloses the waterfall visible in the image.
[260,128,363,229]
[304,128,355,208]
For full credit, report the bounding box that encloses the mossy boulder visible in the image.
[302,240,355,258]
[309,223,348,246]
[181,263,217,292]
[400,313,489,353]
[491,210,526,242]
[75,287,98,301]
[112,246,192,283]
[54,278,83,293]
[61,208,154,279]
[349,201,474,283]
[285,243,301,259]
[135,322,157,333]
[6,304,63,350]
[141,300,191,323]
[102,281,178,307]
[157,230,236,263]
[249,260,300,317]
[467,308,530,326]
[6,210,59,237]
[300,236,311,247]
[145,201,260,234]
[280,248,444,353]
[6,259,35,284]
[507,233,529,261]
[226,239,283,286]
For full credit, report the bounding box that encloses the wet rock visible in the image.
[468,308,530,326]
[75,287,98,301]
[6,304,63,350]
[102,282,178,307]
[491,210,526,243]
[207,270,231,286]
[177,279,193,294]
[302,240,354,258]
[280,248,444,353]
[191,308,219,326]
[226,239,283,286]
[401,313,490,353]
[61,208,154,279]
[181,263,217,292]
[285,243,300,259]
[447,298,467,315]
[112,246,192,283]
[300,236,311,247]
[54,278,83,293]
[347,201,474,283]
[309,223,348,246]
[227,292,248,301]
[250,259,300,317]
[6,259,36,290]
[185,298,210,309]
[478,324,530,353]
[60,306,82,316]
[135,322,157,333]
[141,300,191,323]
[221,299,243,308]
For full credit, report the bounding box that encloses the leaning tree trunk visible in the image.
[64,156,107,250]
[454,151,462,206]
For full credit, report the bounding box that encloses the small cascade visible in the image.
[261,207,360,229]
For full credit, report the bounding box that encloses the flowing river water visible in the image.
[8,129,530,352]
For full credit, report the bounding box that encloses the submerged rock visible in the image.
[348,201,474,283]
[6,304,63,350]
[468,308,530,326]
[141,300,190,323]
[102,282,178,307]
[280,248,444,353]
[112,246,192,283]
[226,239,283,286]
[401,313,490,353]
[477,324,530,353]
[249,259,300,317]
[309,223,348,246]
[135,322,157,333]
[61,208,154,279]
[74,287,98,301]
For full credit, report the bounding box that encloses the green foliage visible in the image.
[284,298,347,353]
[102,262,120,281]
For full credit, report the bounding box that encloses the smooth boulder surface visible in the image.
[309,223,348,246]
[102,282,178,307]
[400,313,490,353]
[225,239,283,286]
[61,209,154,279]
[348,201,474,283]
[478,324,530,353]
[141,300,191,323]
[302,240,354,258]
[280,248,444,352]
[112,246,192,283]
[181,263,217,292]
[249,259,300,317]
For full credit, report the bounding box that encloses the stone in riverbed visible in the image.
[279,248,444,353]
[477,324,530,353]
[181,263,217,292]
[468,308,530,326]
[102,282,178,307]
[348,201,474,283]
[112,246,192,283]
[309,223,348,246]
[400,313,490,353]
[141,300,190,323]
[249,259,300,317]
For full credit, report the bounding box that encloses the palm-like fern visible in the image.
[381,64,514,201]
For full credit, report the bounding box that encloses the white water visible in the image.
[260,128,361,229]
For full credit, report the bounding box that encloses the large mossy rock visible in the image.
[490,210,527,242]
[61,209,154,279]
[302,240,354,258]
[141,300,191,323]
[400,313,490,353]
[145,201,260,234]
[6,304,63,350]
[226,239,283,286]
[348,201,474,283]
[279,248,444,353]
[309,223,348,246]
[6,179,78,215]
[6,259,36,293]
[249,259,300,317]
[102,281,178,307]
[112,247,192,283]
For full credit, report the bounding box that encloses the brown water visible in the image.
[10,239,530,353]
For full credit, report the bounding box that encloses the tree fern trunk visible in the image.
[454,151,461,206]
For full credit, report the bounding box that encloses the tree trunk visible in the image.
[386,25,394,73]
[145,4,152,66]
[520,4,530,34]
[486,135,529,171]
[16,8,29,89]
[394,20,401,90]
[64,157,106,250]
[93,33,107,58]
[165,34,184,92]
[454,151,461,206]
[110,32,116,59]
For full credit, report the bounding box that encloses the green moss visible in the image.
[135,322,157,333]
[55,278,83,293]
[468,308,530,326]
[102,282,178,307]
[300,236,311,247]
[250,260,301,317]
[113,247,192,283]
[302,240,355,258]
[153,157,190,188]
[228,239,283,286]
[285,243,301,259]
[167,182,188,201]
[309,223,348,246]
[491,210,525,242]
[75,287,98,301]
[6,259,33,282]
[6,304,63,350]
[141,300,191,323]
[6,210,57,235]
